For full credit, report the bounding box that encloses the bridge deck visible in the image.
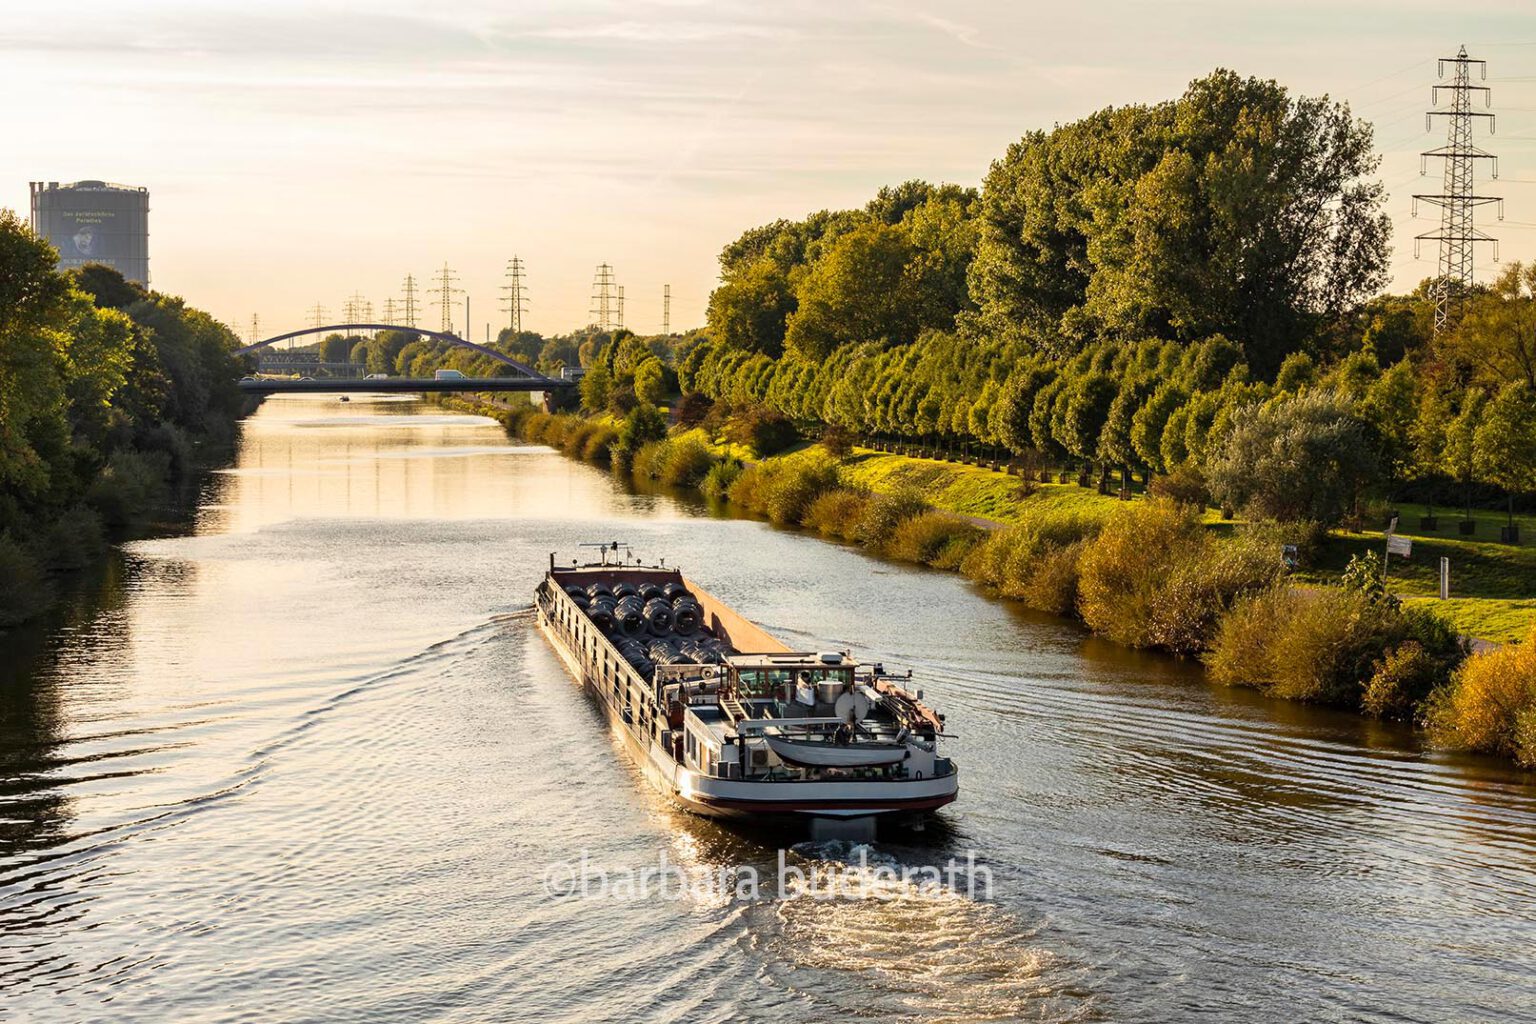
[238,377,572,394]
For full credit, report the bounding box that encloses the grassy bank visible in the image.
[467,399,1534,767]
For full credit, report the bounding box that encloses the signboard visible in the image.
[29,182,150,285]
[1387,535,1412,558]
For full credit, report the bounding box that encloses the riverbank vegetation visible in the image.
[429,67,1535,764]
[0,212,245,626]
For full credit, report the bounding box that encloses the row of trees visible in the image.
[674,69,1536,528]
[0,211,246,623]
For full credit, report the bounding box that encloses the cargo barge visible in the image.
[535,547,958,840]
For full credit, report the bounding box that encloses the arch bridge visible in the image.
[232,323,571,394]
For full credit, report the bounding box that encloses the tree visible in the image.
[1361,358,1419,501]
[1445,261,1536,389]
[1058,372,1118,464]
[579,361,612,412]
[970,70,1388,370]
[784,221,919,360]
[1473,382,1536,529]
[995,363,1054,456]
[1443,389,1487,523]
[319,333,352,363]
[1207,389,1378,525]
[633,358,667,406]
[705,258,794,357]
[1131,383,1187,473]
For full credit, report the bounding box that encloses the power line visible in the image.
[429,263,463,335]
[1413,44,1505,335]
[500,256,528,335]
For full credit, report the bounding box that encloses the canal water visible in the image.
[2,396,1533,1023]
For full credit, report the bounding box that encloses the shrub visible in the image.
[1207,587,1396,704]
[726,457,841,525]
[38,505,106,572]
[1362,642,1441,720]
[635,434,716,487]
[675,391,714,428]
[1078,500,1280,655]
[856,487,931,548]
[1147,533,1283,655]
[730,405,799,456]
[700,459,743,501]
[1238,518,1327,568]
[886,512,984,568]
[764,459,840,526]
[1210,585,1464,709]
[87,450,170,528]
[959,509,1104,599]
[1207,388,1378,526]
[581,425,619,465]
[802,488,871,541]
[1428,628,1536,765]
[0,535,51,627]
[821,423,856,461]
[1148,464,1210,508]
[1020,539,1086,615]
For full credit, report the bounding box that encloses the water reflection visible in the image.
[0,395,1531,1023]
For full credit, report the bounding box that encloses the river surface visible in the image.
[2,395,1534,1023]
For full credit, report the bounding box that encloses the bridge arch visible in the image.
[234,323,550,380]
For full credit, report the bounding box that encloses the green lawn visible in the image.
[1293,526,1536,642]
[837,448,1124,525]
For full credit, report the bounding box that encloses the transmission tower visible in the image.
[616,285,625,331]
[500,256,528,334]
[381,297,399,324]
[1414,45,1504,335]
[308,303,328,330]
[401,274,421,329]
[343,291,370,325]
[590,263,617,332]
[428,264,462,335]
[248,313,261,345]
[663,284,671,336]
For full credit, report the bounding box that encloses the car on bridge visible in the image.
[364,373,390,380]
[434,369,466,380]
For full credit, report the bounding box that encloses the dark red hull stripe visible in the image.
[684,793,957,814]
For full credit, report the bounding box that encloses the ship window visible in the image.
[737,669,794,699]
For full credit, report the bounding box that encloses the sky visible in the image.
[3,0,1535,342]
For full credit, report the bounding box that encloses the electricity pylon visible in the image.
[429,264,462,335]
[248,313,261,345]
[616,285,625,332]
[663,284,671,336]
[1414,45,1504,335]
[500,256,528,334]
[590,263,617,332]
[401,274,421,329]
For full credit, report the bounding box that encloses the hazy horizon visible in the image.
[3,0,1533,340]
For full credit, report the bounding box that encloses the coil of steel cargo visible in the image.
[662,582,689,602]
[613,595,646,636]
[638,583,664,603]
[671,597,701,634]
[612,581,638,600]
[643,598,673,635]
